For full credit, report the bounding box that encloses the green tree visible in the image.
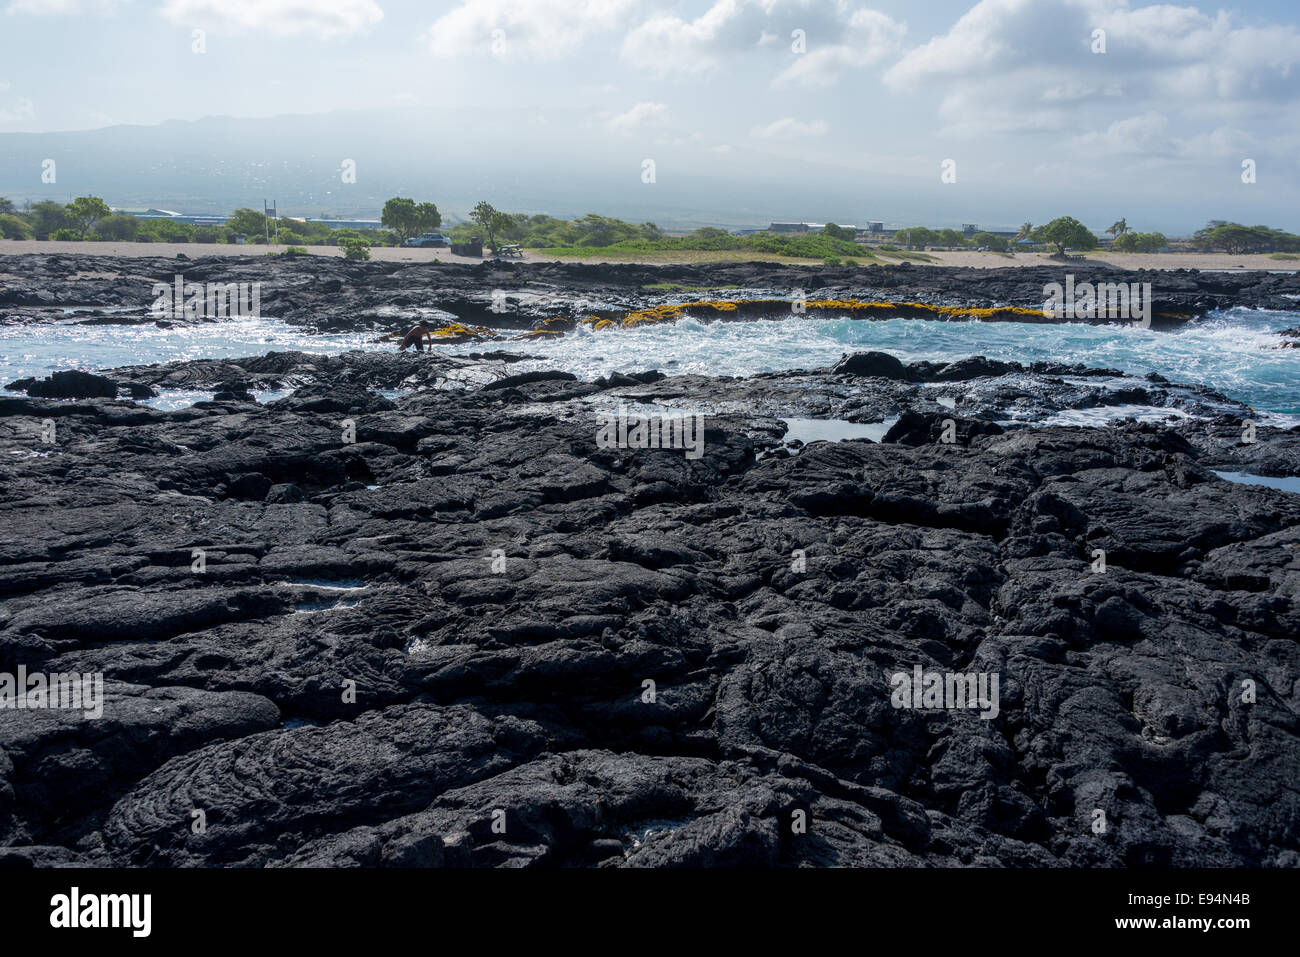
[381,198,417,239]
[1192,221,1300,254]
[28,201,69,239]
[414,202,441,233]
[1113,231,1166,253]
[226,208,267,239]
[64,196,112,239]
[1107,218,1129,239]
[1015,222,1034,246]
[1144,232,1167,253]
[0,197,15,215]
[0,213,33,239]
[1033,216,1098,256]
[895,226,939,247]
[381,198,441,242]
[971,232,1009,252]
[471,201,515,251]
[823,223,856,242]
[95,214,140,241]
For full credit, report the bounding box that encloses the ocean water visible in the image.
[3,306,1298,417]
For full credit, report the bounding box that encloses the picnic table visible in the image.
[495,244,524,258]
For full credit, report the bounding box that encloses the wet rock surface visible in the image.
[1,344,1297,867]
[3,255,1298,336]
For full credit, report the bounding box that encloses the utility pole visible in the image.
[263,199,278,245]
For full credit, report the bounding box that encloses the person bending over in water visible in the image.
[398,323,433,352]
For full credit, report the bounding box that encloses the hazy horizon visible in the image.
[2,0,1297,234]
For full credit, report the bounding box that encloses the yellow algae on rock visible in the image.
[428,322,500,343]
[592,297,1057,332]
[534,316,575,331]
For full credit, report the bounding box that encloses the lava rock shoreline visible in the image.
[1,347,1298,868]
[3,254,1298,336]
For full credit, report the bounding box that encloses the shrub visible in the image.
[50,228,80,241]
[823,256,841,266]
[844,259,859,267]
[332,228,369,246]
[340,237,370,261]
[137,219,197,243]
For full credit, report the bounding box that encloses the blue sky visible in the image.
[1,0,1297,232]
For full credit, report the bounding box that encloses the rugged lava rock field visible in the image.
[1,347,1298,867]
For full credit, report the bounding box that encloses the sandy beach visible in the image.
[0,239,1294,271]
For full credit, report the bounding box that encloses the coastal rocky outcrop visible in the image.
[3,255,1299,338]
[1,345,1297,867]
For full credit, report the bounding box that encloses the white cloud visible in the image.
[1068,112,1257,159]
[884,0,1300,138]
[427,0,641,59]
[5,0,127,13]
[883,0,1300,111]
[751,117,827,138]
[1177,126,1256,159]
[772,9,906,88]
[607,101,668,131]
[621,1,904,85]
[423,0,902,86]
[159,0,382,40]
[0,96,35,123]
[1067,111,1172,155]
[621,0,752,75]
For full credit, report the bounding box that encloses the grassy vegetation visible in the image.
[1269,252,1300,261]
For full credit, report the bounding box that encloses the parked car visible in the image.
[401,232,451,248]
